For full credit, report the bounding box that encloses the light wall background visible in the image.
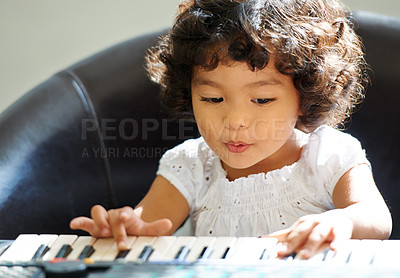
[1,0,399,113]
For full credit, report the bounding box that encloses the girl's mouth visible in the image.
[225,141,251,153]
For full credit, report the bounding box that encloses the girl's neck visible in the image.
[222,131,303,182]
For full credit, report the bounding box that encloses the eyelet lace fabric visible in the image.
[157,125,370,236]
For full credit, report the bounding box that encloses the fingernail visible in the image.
[118,241,127,250]
[280,243,289,253]
[299,249,310,259]
[101,229,109,236]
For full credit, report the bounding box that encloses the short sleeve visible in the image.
[156,138,205,212]
[303,125,371,196]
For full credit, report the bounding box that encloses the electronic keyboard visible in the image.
[0,234,399,277]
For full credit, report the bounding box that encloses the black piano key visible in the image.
[322,248,335,261]
[259,248,268,260]
[369,253,376,265]
[138,246,154,262]
[174,246,190,261]
[345,251,353,263]
[198,246,213,260]
[284,252,297,260]
[31,244,50,260]
[55,244,73,258]
[221,247,232,259]
[78,245,95,260]
[115,249,131,260]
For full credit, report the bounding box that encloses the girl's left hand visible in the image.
[264,211,353,259]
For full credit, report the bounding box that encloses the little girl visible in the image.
[70,0,392,259]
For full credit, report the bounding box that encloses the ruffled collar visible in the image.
[211,128,310,184]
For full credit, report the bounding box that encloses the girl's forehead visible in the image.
[192,60,295,90]
[192,53,279,79]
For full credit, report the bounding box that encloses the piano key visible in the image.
[31,234,59,260]
[148,236,177,261]
[101,237,137,261]
[0,234,59,261]
[67,236,97,260]
[371,239,400,267]
[89,238,116,261]
[159,236,197,261]
[185,236,216,262]
[346,239,382,266]
[124,236,157,262]
[42,235,78,261]
[115,249,130,260]
[175,246,190,261]
[0,234,40,261]
[305,247,333,263]
[31,244,50,260]
[324,239,360,265]
[55,244,73,258]
[227,237,278,261]
[197,246,213,260]
[78,245,96,260]
[208,237,237,259]
[258,238,279,260]
[137,246,154,262]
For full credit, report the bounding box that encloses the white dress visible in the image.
[156,125,370,237]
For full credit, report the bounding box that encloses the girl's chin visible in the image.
[220,159,257,171]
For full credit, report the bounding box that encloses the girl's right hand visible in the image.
[69,205,173,250]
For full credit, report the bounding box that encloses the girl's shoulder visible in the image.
[301,125,366,162]
[300,125,370,194]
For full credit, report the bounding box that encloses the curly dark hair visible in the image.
[146,0,369,132]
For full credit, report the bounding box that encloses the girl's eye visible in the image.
[251,98,275,104]
[201,97,224,103]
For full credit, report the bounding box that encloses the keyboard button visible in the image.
[124,236,157,262]
[208,237,237,259]
[186,236,216,262]
[42,235,78,261]
[67,236,96,260]
[148,236,177,261]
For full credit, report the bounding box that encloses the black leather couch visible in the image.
[0,11,399,240]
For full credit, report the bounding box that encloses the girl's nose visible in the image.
[224,107,249,130]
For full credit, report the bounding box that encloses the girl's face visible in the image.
[191,59,302,177]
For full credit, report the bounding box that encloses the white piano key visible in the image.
[346,239,382,266]
[185,236,216,262]
[101,236,137,261]
[89,238,116,261]
[38,234,59,246]
[208,237,237,259]
[33,234,59,259]
[148,236,177,261]
[324,239,360,265]
[304,247,333,263]
[371,239,400,267]
[0,234,40,261]
[227,237,278,261]
[124,236,157,262]
[42,234,78,260]
[66,236,97,260]
[0,234,60,261]
[159,236,197,261]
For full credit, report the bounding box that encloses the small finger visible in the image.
[279,221,317,256]
[298,223,332,259]
[91,205,111,236]
[108,209,130,250]
[263,228,291,241]
[70,217,100,236]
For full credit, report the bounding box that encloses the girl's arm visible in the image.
[70,175,190,250]
[268,163,392,259]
